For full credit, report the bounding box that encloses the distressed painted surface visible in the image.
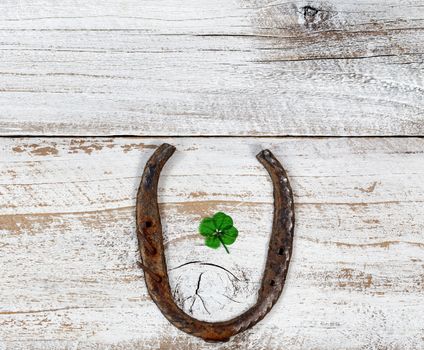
[0,137,423,349]
[0,0,423,136]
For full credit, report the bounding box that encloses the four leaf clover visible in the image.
[198,212,238,254]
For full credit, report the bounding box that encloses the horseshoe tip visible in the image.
[159,143,177,153]
[256,148,273,160]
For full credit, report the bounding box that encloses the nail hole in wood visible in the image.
[303,5,319,20]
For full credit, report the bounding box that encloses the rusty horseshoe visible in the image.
[136,143,295,342]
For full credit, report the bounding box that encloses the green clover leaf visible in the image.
[199,212,238,254]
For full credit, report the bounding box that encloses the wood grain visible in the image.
[0,0,423,136]
[1,137,423,349]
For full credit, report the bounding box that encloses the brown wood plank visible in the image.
[1,137,423,349]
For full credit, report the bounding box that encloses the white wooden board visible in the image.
[0,0,423,136]
[1,137,423,349]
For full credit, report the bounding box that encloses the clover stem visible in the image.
[218,236,230,254]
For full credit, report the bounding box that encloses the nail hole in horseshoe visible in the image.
[270,280,276,286]
[278,248,284,255]
[145,220,153,228]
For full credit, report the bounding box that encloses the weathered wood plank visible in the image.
[0,1,423,136]
[1,137,423,349]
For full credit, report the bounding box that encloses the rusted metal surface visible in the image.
[136,143,295,342]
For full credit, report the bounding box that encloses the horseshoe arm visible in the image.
[136,143,295,342]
